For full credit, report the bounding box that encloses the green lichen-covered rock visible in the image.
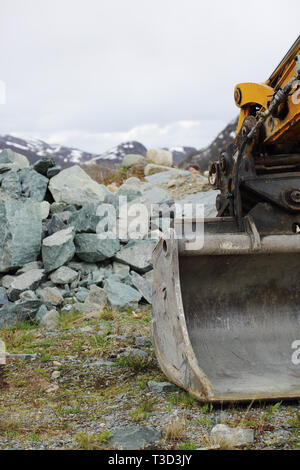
[42,226,75,272]
[33,157,56,176]
[103,278,141,309]
[69,202,115,233]
[114,239,157,273]
[19,168,49,202]
[0,171,22,197]
[74,233,120,262]
[0,196,42,273]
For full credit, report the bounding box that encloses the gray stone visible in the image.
[47,214,66,235]
[145,168,190,185]
[19,290,38,301]
[124,348,147,358]
[116,178,143,203]
[210,424,254,446]
[75,233,120,262]
[47,166,61,178]
[110,425,162,450]
[146,148,173,166]
[0,171,22,197]
[75,287,90,303]
[142,185,174,206]
[50,202,67,213]
[0,196,42,273]
[33,157,56,176]
[69,202,115,233]
[19,168,49,202]
[48,165,110,206]
[0,287,8,306]
[7,353,37,361]
[103,278,141,309]
[148,380,178,393]
[122,154,145,168]
[38,287,63,306]
[42,227,75,272]
[50,266,78,285]
[114,240,156,273]
[17,261,43,274]
[35,304,48,322]
[175,189,219,218]
[40,309,59,329]
[130,270,152,303]
[135,336,147,347]
[1,275,15,289]
[41,201,50,220]
[67,261,99,275]
[0,300,42,328]
[73,285,108,314]
[0,149,29,169]
[112,261,130,279]
[8,269,46,301]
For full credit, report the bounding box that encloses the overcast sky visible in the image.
[0,0,299,153]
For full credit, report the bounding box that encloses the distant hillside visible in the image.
[182,118,238,172]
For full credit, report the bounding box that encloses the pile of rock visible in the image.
[0,148,217,329]
[0,149,172,329]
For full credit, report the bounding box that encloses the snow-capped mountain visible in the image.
[0,134,96,168]
[0,134,195,168]
[182,118,238,171]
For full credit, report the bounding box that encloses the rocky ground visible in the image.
[0,312,299,450]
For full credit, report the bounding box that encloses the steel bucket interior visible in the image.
[152,228,300,402]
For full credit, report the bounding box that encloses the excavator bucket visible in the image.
[152,218,300,402]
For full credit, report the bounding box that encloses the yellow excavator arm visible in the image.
[235,35,300,143]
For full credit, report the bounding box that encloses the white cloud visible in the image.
[12,119,227,153]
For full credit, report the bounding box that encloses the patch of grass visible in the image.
[266,401,282,420]
[167,391,196,409]
[179,440,197,450]
[116,354,156,372]
[100,308,116,321]
[40,352,51,363]
[58,310,82,328]
[74,430,111,450]
[0,417,21,436]
[163,416,187,442]
[30,432,40,442]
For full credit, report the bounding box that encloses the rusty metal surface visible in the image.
[152,227,300,402]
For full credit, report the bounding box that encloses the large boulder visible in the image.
[103,278,141,309]
[122,154,145,168]
[48,165,110,206]
[0,149,30,170]
[69,202,116,233]
[0,196,42,273]
[74,233,120,262]
[0,300,42,329]
[42,227,75,272]
[19,168,49,202]
[146,148,173,167]
[0,171,22,197]
[114,240,156,273]
[8,269,46,301]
